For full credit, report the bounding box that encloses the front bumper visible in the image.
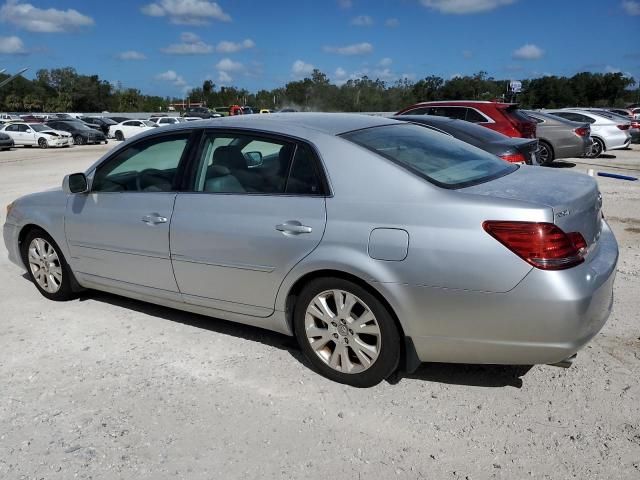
[3,221,23,268]
[384,221,618,365]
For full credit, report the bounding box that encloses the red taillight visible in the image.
[631,121,640,129]
[483,221,587,270]
[573,127,589,137]
[617,124,630,130]
[499,152,527,164]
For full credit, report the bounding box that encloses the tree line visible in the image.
[0,67,637,113]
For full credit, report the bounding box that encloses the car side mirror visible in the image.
[63,173,89,194]
[244,151,263,167]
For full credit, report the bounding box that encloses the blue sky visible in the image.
[1,0,639,97]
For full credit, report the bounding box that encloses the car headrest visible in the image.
[213,145,247,170]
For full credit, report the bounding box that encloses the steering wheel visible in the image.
[136,169,169,191]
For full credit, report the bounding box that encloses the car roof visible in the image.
[154,113,399,136]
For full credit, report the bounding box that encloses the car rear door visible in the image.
[65,130,195,298]
[170,131,327,317]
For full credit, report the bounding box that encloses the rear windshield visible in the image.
[341,123,517,189]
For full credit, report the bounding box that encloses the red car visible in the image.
[396,100,537,138]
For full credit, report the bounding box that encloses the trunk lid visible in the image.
[462,166,602,247]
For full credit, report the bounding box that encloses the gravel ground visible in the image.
[1,142,639,480]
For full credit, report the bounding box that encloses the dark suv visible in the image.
[396,101,537,138]
[184,107,213,119]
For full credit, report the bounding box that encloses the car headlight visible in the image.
[6,202,14,217]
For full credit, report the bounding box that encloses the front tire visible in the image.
[293,277,400,387]
[21,228,77,301]
[38,137,48,149]
[73,135,86,146]
[115,131,124,141]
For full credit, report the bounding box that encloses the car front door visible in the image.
[65,131,195,298]
[170,131,328,317]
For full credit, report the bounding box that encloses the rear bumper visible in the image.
[385,221,618,365]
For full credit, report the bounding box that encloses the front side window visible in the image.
[342,123,517,189]
[92,134,189,192]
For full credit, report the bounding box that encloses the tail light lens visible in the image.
[499,152,527,164]
[483,221,587,270]
[573,127,589,137]
[631,121,640,129]
[617,124,630,130]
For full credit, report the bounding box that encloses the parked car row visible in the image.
[394,100,633,163]
[0,118,107,148]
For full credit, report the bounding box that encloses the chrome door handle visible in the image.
[276,222,312,235]
[142,214,168,225]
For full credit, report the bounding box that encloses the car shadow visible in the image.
[599,153,616,159]
[20,273,534,389]
[546,160,576,168]
[389,363,532,388]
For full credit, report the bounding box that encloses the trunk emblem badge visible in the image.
[556,209,570,218]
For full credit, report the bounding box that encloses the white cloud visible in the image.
[338,0,353,9]
[216,58,244,72]
[0,35,26,54]
[117,50,146,60]
[420,0,515,14]
[216,38,255,53]
[141,0,231,25]
[622,0,640,14]
[450,72,463,79]
[335,67,347,78]
[156,69,186,87]
[512,43,544,60]
[0,0,94,33]
[378,57,392,67]
[351,15,373,26]
[292,59,314,78]
[323,42,373,55]
[605,65,633,77]
[161,32,213,54]
[217,70,232,84]
[385,17,400,27]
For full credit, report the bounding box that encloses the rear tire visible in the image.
[20,228,78,301]
[293,277,400,387]
[538,140,554,165]
[589,138,604,158]
[115,131,124,141]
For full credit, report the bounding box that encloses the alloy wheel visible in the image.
[27,237,63,294]
[304,289,381,374]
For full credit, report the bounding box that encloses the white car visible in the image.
[148,116,185,126]
[0,122,73,148]
[109,120,157,141]
[544,109,631,157]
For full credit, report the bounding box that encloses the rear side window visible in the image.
[464,108,487,123]
[286,144,323,195]
[403,107,430,115]
[430,107,467,120]
[342,124,516,189]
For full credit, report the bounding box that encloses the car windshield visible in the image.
[341,123,517,189]
[29,124,48,132]
[142,121,156,127]
[99,117,117,125]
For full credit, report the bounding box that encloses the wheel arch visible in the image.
[18,222,83,292]
[283,268,420,373]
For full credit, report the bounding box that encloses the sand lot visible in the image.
[1,141,638,479]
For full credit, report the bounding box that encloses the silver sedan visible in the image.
[3,114,618,387]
